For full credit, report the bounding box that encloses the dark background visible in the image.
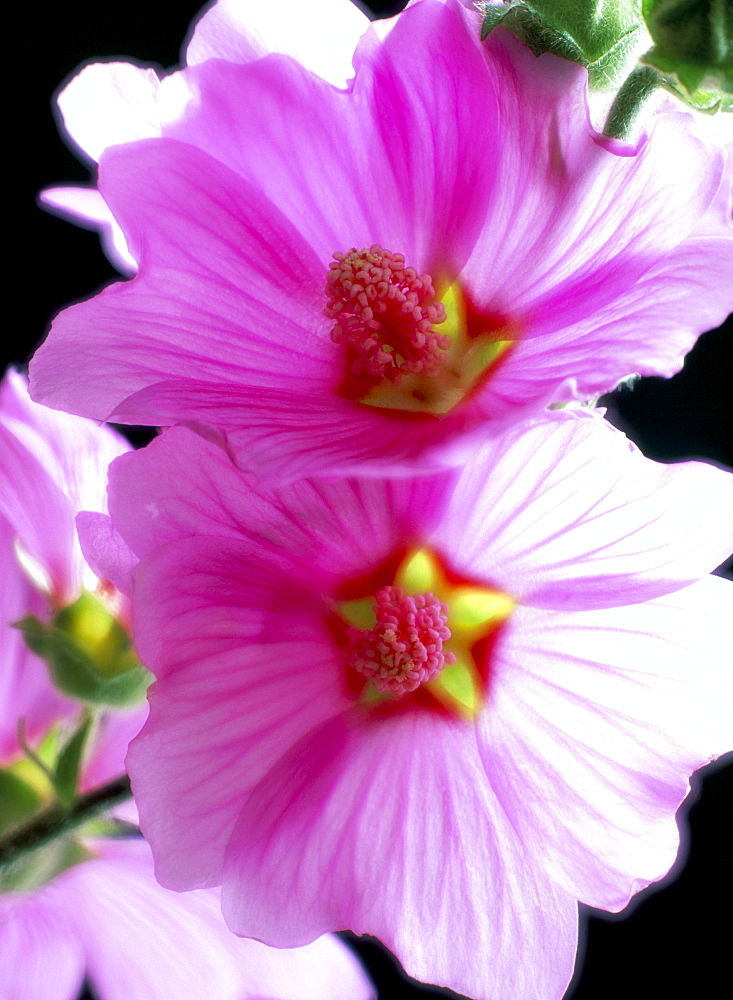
[10,1,731,998]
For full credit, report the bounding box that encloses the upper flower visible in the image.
[31,0,733,481]
[83,409,733,1000]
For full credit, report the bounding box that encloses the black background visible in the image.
[10,1,732,998]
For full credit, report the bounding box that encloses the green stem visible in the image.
[0,774,132,868]
[604,64,663,141]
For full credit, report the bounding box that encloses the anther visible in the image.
[325,245,449,384]
[347,585,455,695]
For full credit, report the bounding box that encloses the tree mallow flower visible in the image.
[0,838,375,1000]
[0,678,373,1000]
[31,0,733,482]
[83,410,733,1000]
[0,370,130,759]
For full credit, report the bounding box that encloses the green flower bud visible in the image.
[641,0,733,110]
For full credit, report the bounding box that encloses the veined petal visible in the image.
[478,236,733,413]
[0,423,77,603]
[104,426,451,582]
[433,410,733,609]
[0,371,129,602]
[186,0,372,88]
[223,710,578,1000]
[127,536,351,887]
[463,31,728,337]
[477,576,733,911]
[31,138,334,422]
[0,891,83,1000]
[109,381,472,484]
[165,0,499,275]
[59,839,374,1000]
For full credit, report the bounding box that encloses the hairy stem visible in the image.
[0,774,132,868]
[604,64,663,141]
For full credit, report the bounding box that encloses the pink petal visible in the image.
[165,0,500,275]
[56,61,162,164]
[80,705,148,794]
[0,412,77,602]
[109,381,469,483]
[0,370,129,603]
[31,138,334,423]
[223,709,578,1000]
[186,0,371,88]
[127,536,352,888]
[0,517,76,761]
[463,32,728,347]
[433,410,733,609]
[105,425,451,579]
[59,839,373,1000]
[0,891,83,1000]
[477,575,733,911]
[76,510,137,598]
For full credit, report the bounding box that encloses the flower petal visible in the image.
[105,425,451,580]
[186,0,371,88]
[433,410,733,609]
[463,31,728,347]
[0,891,83,1000]
[61,839,373,1000]
[165,0,500,275]
[31,138,332,422]
[56,61,162,164]
[109,380,472,483]
[223,709,578,1000]
[127,536,352,887]
[477,575,733,911]
[0,517,74,760]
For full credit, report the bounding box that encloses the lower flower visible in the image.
[0,836,373,1000]
[84,409,733,1000]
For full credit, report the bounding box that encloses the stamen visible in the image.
[347,585,455,695]
[325,245,449,384]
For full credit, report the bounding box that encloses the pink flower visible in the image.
[85,409,733,999]
[31,0,732,482]
[0,840,373,1000]
[0,370,130,760]
[0,692,372,1000]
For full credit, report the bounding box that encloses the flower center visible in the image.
[325,245,450,384]
[337,549,515,717]
[346,585,456,695]
[326,248,516,415]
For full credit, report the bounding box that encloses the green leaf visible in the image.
[482,1,649,89]
[54,715,93,808]
[14,613,152,708]
[641,0,733,108]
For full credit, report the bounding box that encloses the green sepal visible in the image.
[54,715,93,809]
[641,0,732,109]
[0,770,43,838]
[0,834,94,893]
[481,1,648,90]
[14,599,152,708]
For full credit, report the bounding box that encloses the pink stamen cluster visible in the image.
[347,585,455,695]
[325,245,449,383]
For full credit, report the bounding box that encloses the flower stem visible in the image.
[0,774,132,868]
[604,64,663,141]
